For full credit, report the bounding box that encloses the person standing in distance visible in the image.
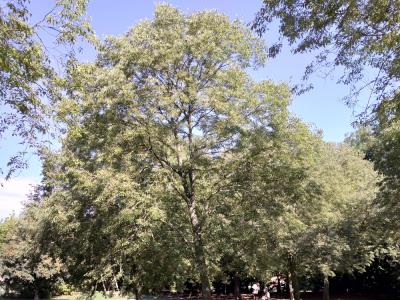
[252,282,260,300]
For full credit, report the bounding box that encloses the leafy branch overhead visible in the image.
[252,0,400,111]
[0,0,92,179]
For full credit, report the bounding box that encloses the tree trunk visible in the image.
[134,285,142,300]
[287,256,300,300]
[184,107,211,300]
[287,274,294,300]
[234,274,241,300]
[102,281,107,294]
[277,275,281,295]
[188,199,212,300]
[33,287,39,300]
[286,273,292,300]
[322,274,329,300]
[114,275,120,294]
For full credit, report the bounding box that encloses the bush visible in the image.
[53,280,74,296]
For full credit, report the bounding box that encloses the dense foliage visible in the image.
[253,3,400,298]
[0,3,397,300]
[0,0,90,178]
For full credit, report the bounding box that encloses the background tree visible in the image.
[231,115,324,300]
[308,144,379,300]
[367,95,400,245]
[344,122,400,297]
[0,216,16,249]
[0,205,65,300]
[252,3,400,292]
[234,121,379,300]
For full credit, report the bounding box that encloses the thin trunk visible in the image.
[287,256,300,300]
[322,274,329,300]
[33,287,39,300]
[233,274,241,300]
[91,283,97,297]
[189,198,212,300]
[277,275,281,295]
[134,285,142,300]
[287,273,294,300]
[114,275,120,293]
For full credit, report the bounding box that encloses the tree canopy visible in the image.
[0,3,393,300]
[252,1,400,284]
[252,0,400,109]
[0,0,91,179]
[55,5,295,299]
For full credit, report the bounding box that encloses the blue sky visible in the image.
[0,0,363,218]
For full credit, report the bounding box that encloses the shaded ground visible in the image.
[1,292,396,300]
[137,293,395,300]
[147,293,397,300]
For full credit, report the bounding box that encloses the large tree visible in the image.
[56,4,294,299]
[236,120,324,300]
[309,143,379,300]
[252,0,400,275]
[234,124,379,300]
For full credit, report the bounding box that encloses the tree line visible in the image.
[1,2,399,300]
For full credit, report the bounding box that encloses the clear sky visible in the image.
[0,0,363,218]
